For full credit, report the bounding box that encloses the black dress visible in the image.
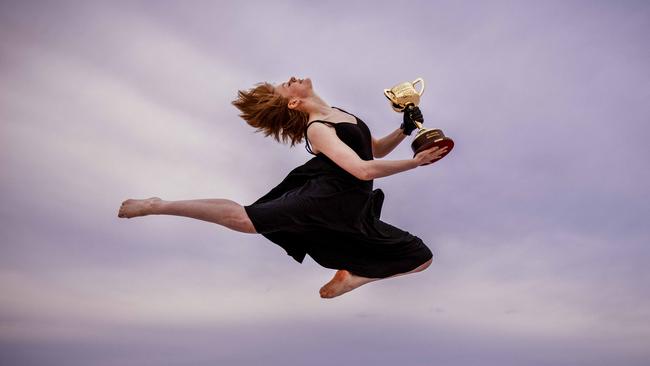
[243,106,432,278]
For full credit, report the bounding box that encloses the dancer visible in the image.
[118,76,448,299]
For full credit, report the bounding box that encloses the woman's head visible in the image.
[232,77,312,147]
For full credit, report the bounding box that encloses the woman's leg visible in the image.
[118,197,257,234]
[319,258,433,299]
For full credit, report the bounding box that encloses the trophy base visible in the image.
[411,128,454,166]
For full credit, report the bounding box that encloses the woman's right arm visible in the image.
[365,145,448,179]
[307,123,446,181]
[364,159,419,180]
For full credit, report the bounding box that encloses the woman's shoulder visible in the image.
[306,120,337,129]
[310,107,358,125]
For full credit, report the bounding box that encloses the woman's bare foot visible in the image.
[118,197,161,218]
[319,270,374,299]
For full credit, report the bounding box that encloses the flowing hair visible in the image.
[232,82,310,147]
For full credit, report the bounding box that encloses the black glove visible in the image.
[400,105,423,136]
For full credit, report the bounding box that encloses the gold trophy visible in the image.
[384,78,454,165]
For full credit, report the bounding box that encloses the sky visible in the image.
[1,0,649,365]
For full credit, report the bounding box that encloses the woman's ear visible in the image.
[288,98,301,110]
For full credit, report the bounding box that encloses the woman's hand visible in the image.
[413,145,448,166]
[400,105,423,136]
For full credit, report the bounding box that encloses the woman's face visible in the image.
[274,76,312,100]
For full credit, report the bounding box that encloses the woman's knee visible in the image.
[409,258,432,273]
[236,207,257,234]
[410,241,433,272]
[416,258,433,272]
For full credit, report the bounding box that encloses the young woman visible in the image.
[118,76,448,299]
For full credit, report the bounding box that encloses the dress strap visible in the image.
[331,106,348,113]
[304,120,336,155]
[332,106,358,120]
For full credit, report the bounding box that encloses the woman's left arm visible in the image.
[372,106,423,158]
[372,128,408,159]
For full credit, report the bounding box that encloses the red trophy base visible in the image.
[411,128,455,166]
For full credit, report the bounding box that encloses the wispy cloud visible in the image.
[1,0,649,365]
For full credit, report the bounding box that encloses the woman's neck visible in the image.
[302,94,335,121]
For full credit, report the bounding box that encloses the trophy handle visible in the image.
[412,78,425,96]
[384,89,397,103]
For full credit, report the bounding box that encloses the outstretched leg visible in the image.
[319,258,433,299]
[118,197,257,234]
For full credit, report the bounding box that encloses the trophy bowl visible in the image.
[384,78,425,112]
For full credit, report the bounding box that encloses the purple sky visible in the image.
[1,0,649,365]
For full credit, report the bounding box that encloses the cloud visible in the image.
[1,0,649,365]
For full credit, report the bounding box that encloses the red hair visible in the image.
[232,82,309,147]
